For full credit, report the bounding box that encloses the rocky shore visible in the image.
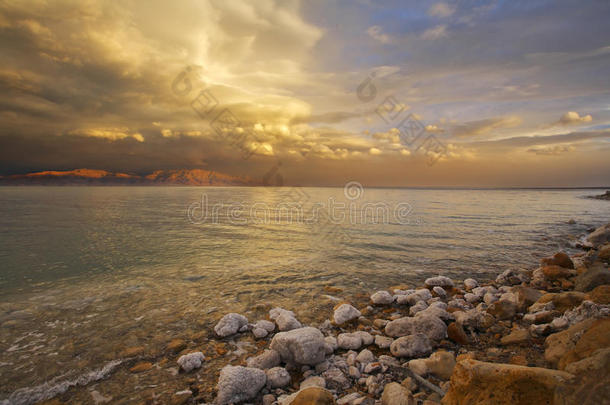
[137,222,608,405]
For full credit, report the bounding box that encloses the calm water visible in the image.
[0,186,609,403]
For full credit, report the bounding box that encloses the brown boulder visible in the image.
[575,262,610,292]
[288,387,336,405]
[544,318,596,367]
[552,291,586,313]
[381,382,414,405]
[512,286,543,312]
[541,265,573,281]
[589,284,610,304]
[441,359,573,405]
[167,339,187,354]
[500,328,530,346]
[130,361,153,373]
[599,244,610,261]
[487,300,517,320]
[447,322,469,345]
[541,252,574,269]
[558,318,610,370]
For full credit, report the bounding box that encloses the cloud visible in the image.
[421,25,448,40]
[557,111,593,125]
[428,3,456,18]
[451,116,522,138]
[527,144,575,155]
[366,25,391,44]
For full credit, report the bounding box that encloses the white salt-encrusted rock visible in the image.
[215,365,266,405]
[324,336,338,354]
[370,291,394,305]
[214,313,248,337]
[270,307,302,331]
[375,335,393,349]
[246,349,281,370]
[416,305,454,321]
[561,300,610,325]
[464,293,479,304]
[409,300,428,316]
[266,367,291,388]
[355,349,375,365]
[401,289,433,305]
[425,275,454,288]
[252,319,275,337]
[322,367,351,391]
[433,286,447,298]
[333,304,361,325]
[483,292,498,306]
[337,331,373,350]
[390,333,432,358]
[464,278,479,290]
[177,352,205,372]
[385,314,447,340]
[495,269,529,286]
[270,327,326,365]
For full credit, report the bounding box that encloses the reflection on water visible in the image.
[0,186,609,402]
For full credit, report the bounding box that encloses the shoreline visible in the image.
[2,223,609,405]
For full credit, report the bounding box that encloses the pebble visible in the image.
[371,291,395,305]
[177,352,205,372]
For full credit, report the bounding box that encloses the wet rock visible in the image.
[333,304,361,325]
[270,307,302,331]
[381,382,414,405]
[215,365,266,405]
[266,367,291,388]
[495,269,529,286]
[300,375,326,389]
[586,223,610,247]
[541,265,573,280]
[447,322,469,345]
[371,291,394,305]
[270,327,326,366]
[390,334,432,358]
[442,359,574,405]
[375,335,393,349]
[541,252,574,269]
[130,362,153,373]
[177,352,205,372]
[281,387,335,405]
[214,313,248,337]
[167,339,187,353]
[247,349,281,369]
[463,278,478,291]
[425,276,454,288]
[574,262,610,292]
[500,328,530,345]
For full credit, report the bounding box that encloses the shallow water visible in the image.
[0,186,609,403]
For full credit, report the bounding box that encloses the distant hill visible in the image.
[0,168,259,186]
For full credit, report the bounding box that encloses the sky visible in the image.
[0,0,609,187]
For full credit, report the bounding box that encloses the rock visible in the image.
[552,291,586,312]
[337,331,373,350]
[266,367,291,388]
[432,286,447,298]
[541,252,574,269]
[322,367,351,391]
[167,339,187,353]
[487,299,517,320]
[495,269,528,286]
[177,352,205,372]
[557,318,610,370]
[337,393,361,405]
[282,387,335,405]
[214,313,248,337]
[381,382,414,405]
[333,304,361,325]
[589,284,610,304]
[574,262,610,292]
[416,305,454,322]
[564,347,610,375]
[129,362,153,373]
[408,358,428,375]
[562,300,610,325]
[215,365,266,404]
[301,375,326,389]
[247,349,281,369]
[425,350,456,380]
[587,223,610,247]
[425,276,454,288]
[463,278,478,291]
[483,292,498,306]
[385,315,447,341]
[541,265,573,280]
[371,291,394,305]
[270,327,326,366]
[375,335,393,349]
[348,365,361,378]
[356,349,375,364]
[512,286,543,312]
[441,359,574,405]
[523,310,558,324]
[390,334,432,358]
[500,329,530,345]
[544,318,597,366]
[447,322,469,345]
[270,307,302,331]
[252,320,276,339]
[453,309,494,331]
[599,243,610,261]
[409,300,428,316]
[324,336,338,353]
